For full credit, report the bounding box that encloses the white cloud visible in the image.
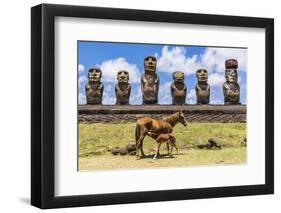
[130,85,142,105]
[79,75,87,89]
[201,48,247,73]
[208,73,225,87]
[156,46,247,76]
[210,99,222,104]
[156,46,200,75]
[158,82,172,104]
[187,89,196,104]
[209,87,224,104]
[238,76,242,84]
[97,57,140,83]
[104,83,113,93]
[78,64,85,74]
[78,93,86,105]
[101,83,116,105]
[102,91,116,105]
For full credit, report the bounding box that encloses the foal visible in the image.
[148,133,179,159]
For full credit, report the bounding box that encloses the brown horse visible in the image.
[135,111,187,159]
[149,133,178,159]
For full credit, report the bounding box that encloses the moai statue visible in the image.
[223,59,240,105]
[85,68,103,105]
[141,56,159,104]
[171,71,187,105]
[195,69,210,104]
[115,70,131,105]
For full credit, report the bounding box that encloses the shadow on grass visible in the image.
[139,153,180,160]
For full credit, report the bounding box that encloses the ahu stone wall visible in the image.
[78,105,246,123]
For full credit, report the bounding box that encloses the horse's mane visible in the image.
[163,112,179,127]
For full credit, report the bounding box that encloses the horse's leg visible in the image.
[153,143,161,159]
[166,142,170,155]
[140,141,145,157]
[175,143,179,155]
[169,142,173,158]
[171,142,178,155]
[136,134,146,160]
[139,126,148,157]
[157,146,161,156]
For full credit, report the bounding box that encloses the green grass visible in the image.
[78,122,246,170]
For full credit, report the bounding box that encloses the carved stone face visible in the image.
[88,68,102,83]
[225,69,238,83]
[144,56,157,74]
[117,70,129,83]
[173,71,185,83]
[196,69,208,82]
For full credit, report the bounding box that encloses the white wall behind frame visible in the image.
[0,0,279,213]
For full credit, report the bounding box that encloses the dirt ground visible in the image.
[79,147,246,171]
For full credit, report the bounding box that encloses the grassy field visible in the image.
[78,122,246,171]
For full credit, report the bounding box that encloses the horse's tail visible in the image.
[135,123,141,145]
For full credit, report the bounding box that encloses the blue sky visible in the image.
[78,41,247,105]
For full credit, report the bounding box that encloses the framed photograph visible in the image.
[31,3,274,209]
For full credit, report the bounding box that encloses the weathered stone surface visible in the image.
[223,59,240,105]
[78,105,246,123]
[141,56,159,104]
[115,70,131,105]
[195,69,210,104]
[86,68,103,105]
[111,147,120,155]
[126,143,137,153]
[225,59,238,69]
[171,71,187,105]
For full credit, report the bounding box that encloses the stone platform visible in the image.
[78,104,246,123]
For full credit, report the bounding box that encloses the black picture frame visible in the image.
[31,3,274,209]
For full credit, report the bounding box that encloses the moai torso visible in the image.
[195,69,210,104]
[223,59,240,105]
[115,70,131,105]
[85,68,103,105]
[171,71,186,105]
[141,56,159,104]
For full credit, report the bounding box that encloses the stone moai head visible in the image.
[195,69,210,105]
[144,56,157,74]
[171,71,186,105]
[196,69,208,83]
[88,68,102,83]
[115,70,131,105]
[86,68,103,105]
[117,70,129,83]
[141,56,159,104]
[173,71,185,83]
[225,59,238,83]
[223,59,240,105]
